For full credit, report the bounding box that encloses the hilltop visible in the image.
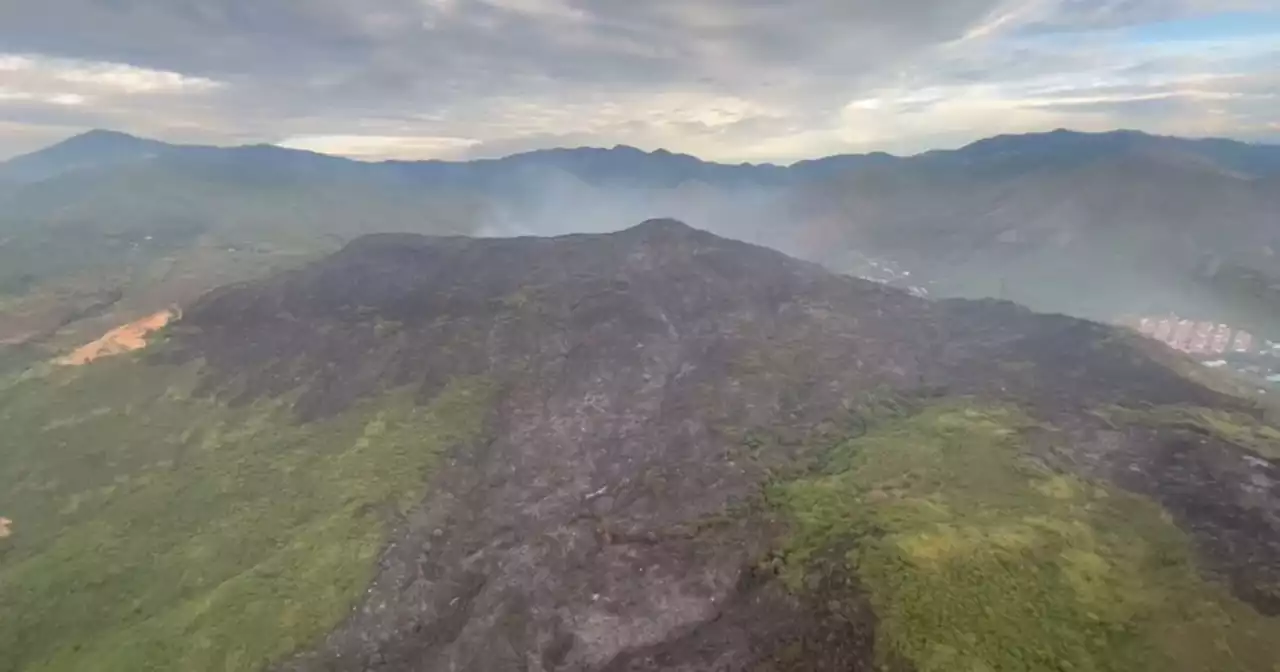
[1,220,1277,671]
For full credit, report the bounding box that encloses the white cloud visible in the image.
[834,63,1277,154]
[0,53,232,150]
[47,93,88,106]
[819,6,1280,154]
[0,53,223,95]
[0,87,88,107]
[483,0,589,22]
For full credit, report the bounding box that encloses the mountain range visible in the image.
[1,127,1278,369]
[796,132,1280,330]
[1,219,1277,671]
[6,127,1280,188]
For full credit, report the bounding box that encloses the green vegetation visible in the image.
[0,357,495,671]
[1099,404,1280,460]
[766,401,1280,672]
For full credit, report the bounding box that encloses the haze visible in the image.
[1,0,1278,163]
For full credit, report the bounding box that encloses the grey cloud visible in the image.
[0,0,1014,157]
[0,0,1005,98]
[0,1,393,76]
[0,0,1275,160]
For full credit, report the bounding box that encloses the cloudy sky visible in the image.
[0,0,1276,162]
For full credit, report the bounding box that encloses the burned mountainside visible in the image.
[1,219,1278,672]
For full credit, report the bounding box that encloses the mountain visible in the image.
[793,131,1280,337]
[0,132,798,362]
[0,129,172,184]
[6,127,1276,188]
[0,135,491,362]
[0,131,787,190]
[1,220,1277,671]
[917,128,1280,178]
[2,128,1278,366]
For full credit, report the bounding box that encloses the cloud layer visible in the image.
[0,0,1276,161]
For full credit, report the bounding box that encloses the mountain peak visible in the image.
[628,217,699,235]
[52,128,167,154]
[70,128,145,142]
[0,128,171,183]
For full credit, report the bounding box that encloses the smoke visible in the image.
[465,168,802,256]
[446,154,1280,344]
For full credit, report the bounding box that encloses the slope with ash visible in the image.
[1,220,1277,672]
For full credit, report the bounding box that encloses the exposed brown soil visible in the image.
[56,309,176,366]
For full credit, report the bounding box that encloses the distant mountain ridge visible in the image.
[4,127,1278,188]
[789,131,1280,336]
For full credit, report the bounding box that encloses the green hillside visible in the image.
[0,357,496,671]
[767,402,1280,672]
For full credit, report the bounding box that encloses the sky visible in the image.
[0,0,1276,163]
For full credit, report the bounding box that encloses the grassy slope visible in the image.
[1099,404,1280,460]
[0,357,495,671]
[767,402,1280,672]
